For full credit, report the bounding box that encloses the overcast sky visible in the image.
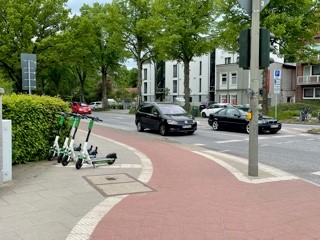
[66,0,111,14]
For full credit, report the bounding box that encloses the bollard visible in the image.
[0,88,4,186]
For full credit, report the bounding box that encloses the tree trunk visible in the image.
[183,60,190,110]
[101,65,108,110]
[137,58,142,104]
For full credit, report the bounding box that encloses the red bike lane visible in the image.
[89,125,320,240]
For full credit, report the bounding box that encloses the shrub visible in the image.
[2,94,69,164]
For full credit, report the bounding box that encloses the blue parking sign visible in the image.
[274,69,281,79]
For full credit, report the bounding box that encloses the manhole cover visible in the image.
[83,173,155,197]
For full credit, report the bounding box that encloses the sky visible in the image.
[66,0,111,14]
[66,0,136,69]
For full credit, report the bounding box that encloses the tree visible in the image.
[77,3,128,107]
[152,0,219,110]
[215,0,320,114]
[0,0,70,92]
[112,0,155,103]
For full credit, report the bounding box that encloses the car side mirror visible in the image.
[153,111,159,116]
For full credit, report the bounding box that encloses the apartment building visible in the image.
[296,35,320,101]
[141,48,296,107]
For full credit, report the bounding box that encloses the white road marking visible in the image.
[65,134,153,240]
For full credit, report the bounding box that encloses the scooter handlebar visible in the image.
[84,114,103,122]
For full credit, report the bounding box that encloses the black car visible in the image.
[135,102,197,136]
[207,107,282,134]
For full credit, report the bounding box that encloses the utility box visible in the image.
[2,120,12,182]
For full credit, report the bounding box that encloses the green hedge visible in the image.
[2,94,69,164]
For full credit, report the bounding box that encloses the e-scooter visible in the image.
[75,115,117,169]
[57,113,76,163]
[47,112,67,161]
[61,113,84,166]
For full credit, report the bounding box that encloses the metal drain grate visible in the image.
[83,173,155,197]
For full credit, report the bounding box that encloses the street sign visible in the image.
[21,53,37,93]
[238,0,270,14]
[274,79,281,85]
[274,69,281,79]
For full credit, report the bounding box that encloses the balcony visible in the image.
[297,75,320,85]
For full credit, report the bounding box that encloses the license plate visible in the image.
[182,125,191,129]
[271,124,278,128]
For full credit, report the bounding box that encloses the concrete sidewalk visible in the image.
[1,123,320,240]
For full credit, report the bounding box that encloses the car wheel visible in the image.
[246,123,250,134]
[136,121,144,132]
[159,124,167,136]
[201,112,207,118]
[212,121,219,131]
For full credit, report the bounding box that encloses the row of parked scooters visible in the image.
[47,112,117,169]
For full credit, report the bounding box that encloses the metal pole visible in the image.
[275,94,278,118]
[0,88,4,186]
[28,60,31,95]
[248,0,260,176]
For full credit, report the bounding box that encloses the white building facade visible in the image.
[141,49,294,107]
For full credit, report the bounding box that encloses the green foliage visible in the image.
[2,94,69,164]
[268,101,320,121]
[216,0,320,62]
[0,0,70,92]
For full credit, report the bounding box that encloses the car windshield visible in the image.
[80,103,88,106]
[158,104,187,115]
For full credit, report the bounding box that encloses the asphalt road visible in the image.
[92,110,320,186]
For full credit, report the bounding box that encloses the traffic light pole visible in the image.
[248,0,260,176]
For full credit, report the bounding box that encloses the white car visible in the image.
[89,101,102,110]
[201,103,232,118]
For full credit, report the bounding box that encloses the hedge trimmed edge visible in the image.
[2,94,69,164]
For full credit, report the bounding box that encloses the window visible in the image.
[230,73,237,85]
[303,88,313,98]
[173,80,177,93]
[312,64,320,75]
[173,65,177,77]
[230,95,237,105]
[143,69,147,80]
[221,73,227,86]
[220,94,227,103]
[225,57,231,64]
[199,61,202,75]
[144,82,147,94]
[303,87,320,99]
[199,78,202,92]
[226,108,239,117]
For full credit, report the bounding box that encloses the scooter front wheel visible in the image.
[47,151,54,161]
[61,155,69,166]
[75,159,83,169]
[107,159,116,165]
[57,153,63,163]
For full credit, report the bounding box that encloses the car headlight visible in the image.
[167,120,178,125]
[258,120,267,124]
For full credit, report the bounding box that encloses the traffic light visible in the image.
[259,28,275,69]
[237,28,251,69]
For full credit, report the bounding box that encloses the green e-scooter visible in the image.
[47,112,67,161]
[75,115,117,169]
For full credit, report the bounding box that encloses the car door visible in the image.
[138,105,153,129]
[148,106,162,130]
[225,108,247,131]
